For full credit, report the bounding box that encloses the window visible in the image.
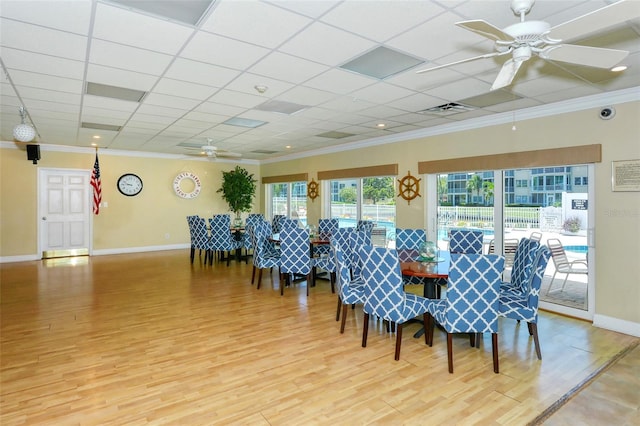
[328,176,395,233]
[268,181,307,225]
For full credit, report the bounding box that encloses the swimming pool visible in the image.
[564,245,588,254]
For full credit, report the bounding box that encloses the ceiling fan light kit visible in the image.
[416,0,636,91]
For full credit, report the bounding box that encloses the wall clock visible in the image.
[117,173,143,196]
[173,172,201,199]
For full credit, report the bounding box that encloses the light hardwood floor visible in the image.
[1,250,637,425]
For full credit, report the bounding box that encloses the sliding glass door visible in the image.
[432,165,593,319]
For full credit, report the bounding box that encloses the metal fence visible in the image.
[438,206,541,229]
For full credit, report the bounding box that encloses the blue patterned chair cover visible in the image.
[209,215,241,266]
[395,228,427,262]
[314,228,352,296]
[191,216,213,264]
[448,229,484,254]
[272,214,286,233]
[360,247,430,360]
[425,253,505,373]
[349,230,372,282]
[356,220,374,236]
[187,215,198,262]
[279,227,312,296]
[315,218,339,257]
[500,238,540,296]
[242,214,265,252]
[335,247,366,333]
[278,217,298,231]
[252,221,281,289]
[499,246,551,360]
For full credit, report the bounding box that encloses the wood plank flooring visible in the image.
[1,250,638,425]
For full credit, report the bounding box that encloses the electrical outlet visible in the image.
[164,233,170,240]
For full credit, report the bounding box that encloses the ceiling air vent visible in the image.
[418,102,475,116]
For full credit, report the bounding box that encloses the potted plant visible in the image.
[217,166,257,227]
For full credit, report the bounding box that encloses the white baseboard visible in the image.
[0,244,190,263]
[593,314,640,337]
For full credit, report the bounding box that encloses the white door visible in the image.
[39,168,91,258]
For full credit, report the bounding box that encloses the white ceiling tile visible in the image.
[0,48,85,80]
[10,70,83,94]
[303,68,376,95]
[135,104,185,118]
[93,3,194,55]
[279,21,375,67]
[277,86,336,106]
[14,86,81,106]
[195,101,245,117]
[427,77,491,102]
[128,113,176,125]
[249,52,330,84]
[164,58,240,88]
[83,94,139,112]
[264,0,340,19]
[181,31,270,70]
[81,105,134,121]
[143,93,201,110]
[89,39,173,75]
[151,79,218,101]
[86,64,158,92]
[0,0,91,34]
[321,1,444,43]
[207,89,265,109]
[200,1,311,48]
[224,73,295,97]
[348,82,416,105]
[0,19,88,61]
[320,96,376,113]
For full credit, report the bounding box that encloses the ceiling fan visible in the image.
[185,138,242,159]
[416,0,639,90]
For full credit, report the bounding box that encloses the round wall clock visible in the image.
[173,172,201,199]
[117,173,143,196]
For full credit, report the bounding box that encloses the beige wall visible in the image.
[262,101,640,325]
[0,147,261,255]
[1,102,638,326]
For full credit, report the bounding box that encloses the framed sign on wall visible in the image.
[611,159,640,192]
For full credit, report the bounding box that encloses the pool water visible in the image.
[564,245,588,254]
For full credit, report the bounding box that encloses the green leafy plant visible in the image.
[563,216,581,233]
[217,166,257,219]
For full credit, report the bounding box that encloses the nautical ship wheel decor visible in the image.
[398,171,421,205]
[307,179,319,201]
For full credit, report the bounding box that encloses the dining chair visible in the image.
[334,247,366,334]
[279,226,313,296]
[186,215,198,263]
[315,218,339,257]
[191,216,213,264]
[448,229,484,254]
[487,238,521,267]
[500,238,540,296]
[546,238,588,295]
[209,214,242,266]
[499,246,551,360]
[242,213,264,256]
[425,253,505,373]
[529,231,543,242]
[252,221,281,289]
[314,228,352,308]
[349,230,372,283]
[278,217,299,231]
[272,214,286,233]
[395,228,427,262]
[356,220,374,236]
[360,247,430,361]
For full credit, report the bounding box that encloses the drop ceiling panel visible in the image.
[200,1,312,48]
[321,1,444,43]
[180,31,270,70]
[0,0,91,34]
[223,73,294,97]
[207,89,266,109]
[14,86,81,106]
[164,58,240,88]
[93,3,194,55]
[266,0,340,19]
[86,64,159,92]
[348,82,416,105]
[279,22,375,67]
[89,39,173,75]
[303,68,376,95]
[1,49,85,80]
[249,52,330,84]
[0,19,88,61]
[10,70,83,94]
[143,93,202,110]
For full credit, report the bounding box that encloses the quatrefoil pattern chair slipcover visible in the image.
[279,227,313,296]
[426,253,505,373]
[499,246,551,360]
[272,214,286,234]
[360,247,430,361]
[314,227,353,295]
[356,220,374,236]
[209,215,242,266]
[395,228,427,262]
[500,238,540,296]
[252,221,280,290]
[315,218,339,257]
[448,229,484,254]
[242,213,264,254]
[191,216,212,264]
[335,247,366,334]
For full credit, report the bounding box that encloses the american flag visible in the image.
[90,152,102,215]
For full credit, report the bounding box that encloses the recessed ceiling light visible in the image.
[376,123,386,128]
[285,145,292,149]
[92,135,101,139]
[611,65,627,72]
[223,117,267,128]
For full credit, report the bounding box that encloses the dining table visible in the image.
[400,250,450,338]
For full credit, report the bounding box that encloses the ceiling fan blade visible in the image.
[548,0,640,42]
[539,44,629,68]
[491,59,523,91]
[218,151,242,158]
[456,20,514,42]
[416,51,505,74]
